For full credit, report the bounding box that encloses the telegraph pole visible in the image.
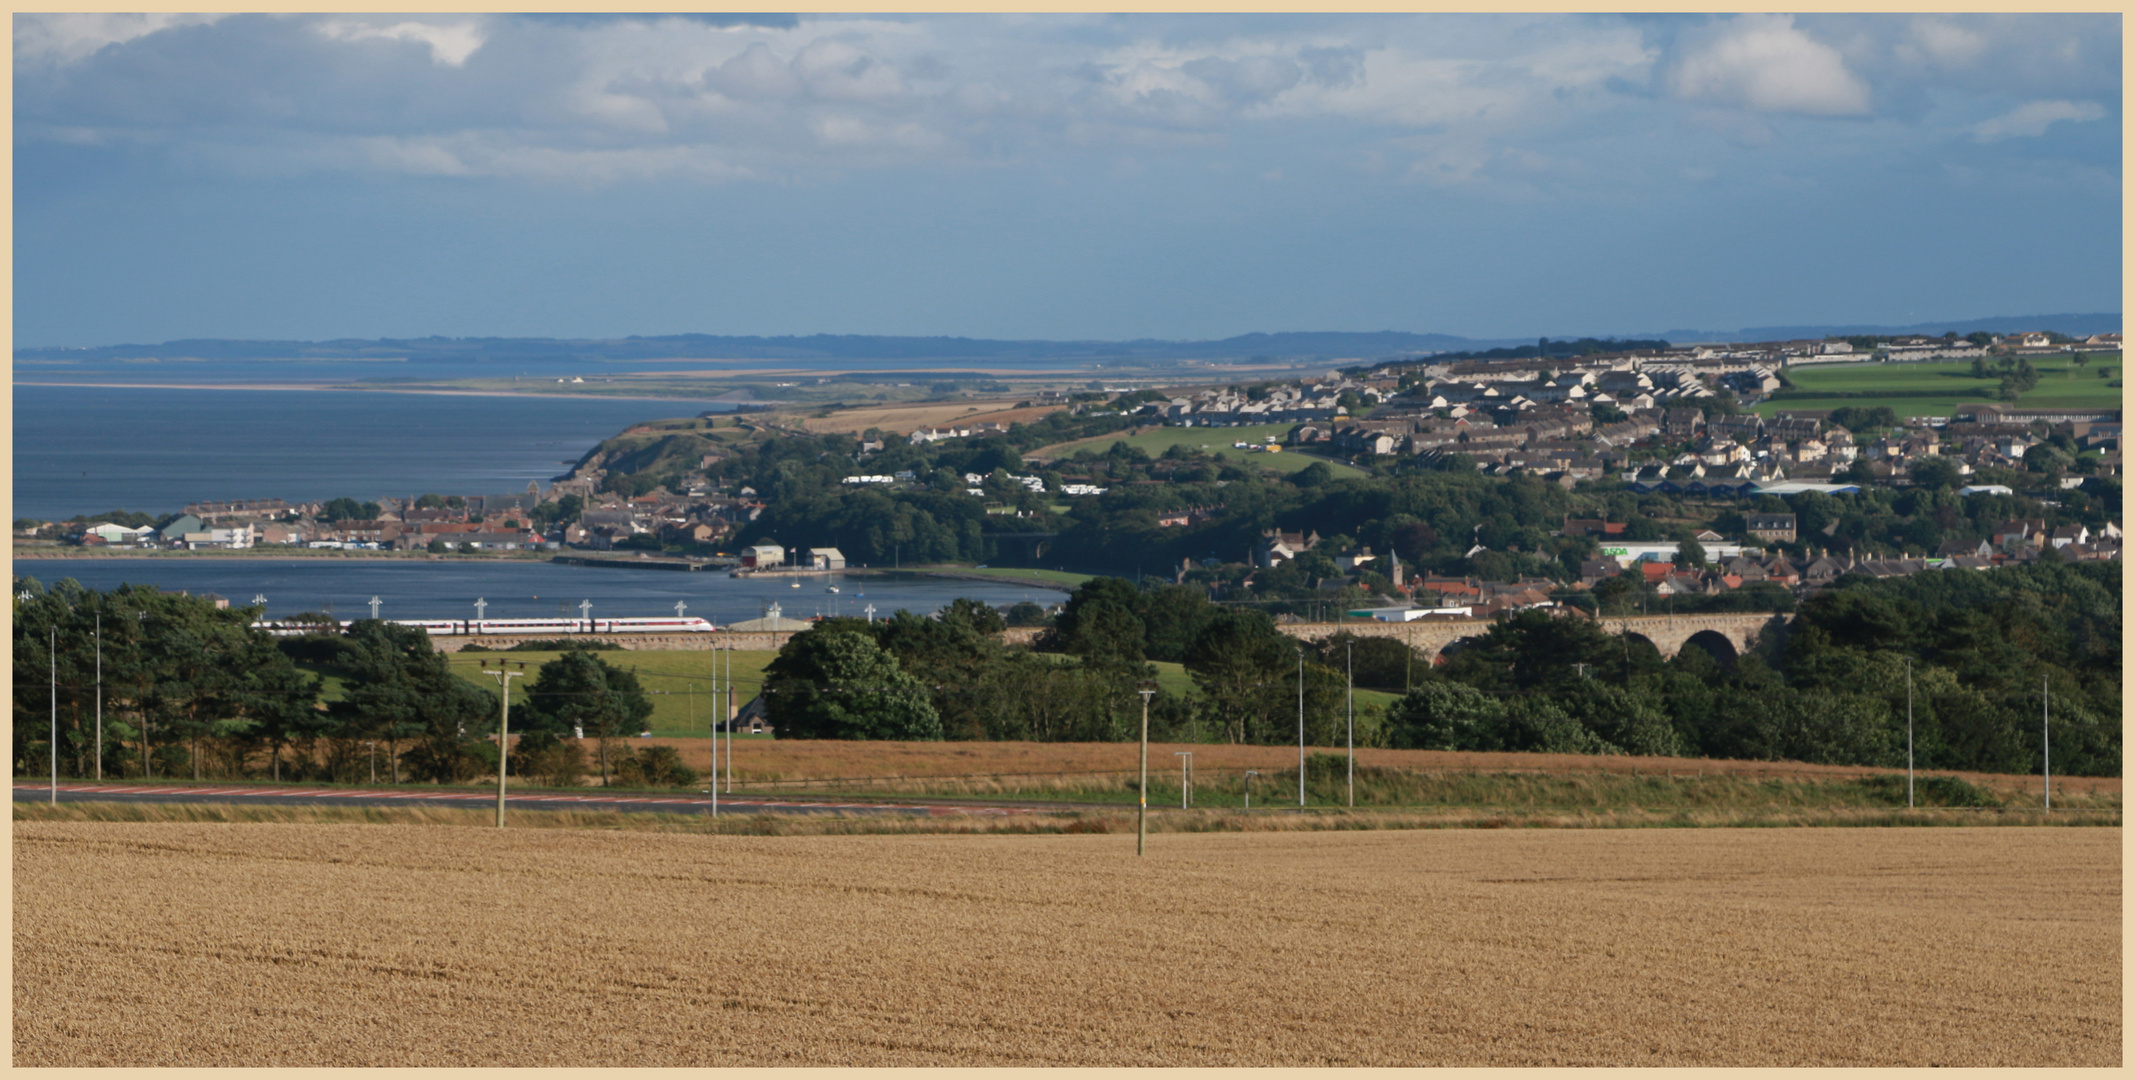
[2042,676,2050,812]
[50,628,58,804]
[1297,647,1306,807]
[1173,751,1193,809]
[1905,658,1914,808]
[724,641,734,793]
[94,612,102,781]
[482,661,526,827]
[1346,639,1355,808]
[1137,686,1155,857]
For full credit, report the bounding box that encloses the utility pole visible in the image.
[1244,770,1259,811]
[482,661,526,827]
[579,598,593,632]
[1137,685,1155,857]
[1297,647,1306,808]
[2042,676,2050,812]
[94,612,102,781]
[369,595,382,620]
[1905,658,1914,809]
[1174,751,1193,809]
[50,628,58,804]
[1346,639,1355,808]
[725,641,734,793]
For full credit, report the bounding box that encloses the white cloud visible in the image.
[1971,99,2107,141]
[1898,17,1988,69]
[316,19,487,68]
[13,13,225,65]
[1671,15,1871,116]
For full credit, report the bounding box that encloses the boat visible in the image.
[826,586,840,593]
[789,580,801,588]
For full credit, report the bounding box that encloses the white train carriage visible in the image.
[255,616,718,636]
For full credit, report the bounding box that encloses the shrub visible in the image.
[509,732,589,788]
[615,745,700,788]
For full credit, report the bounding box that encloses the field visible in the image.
[14,822,2119,1065]
[784,400,1067,435]
[1757,358,2123,419]
[428,650,1392,739]
[1028,421,1370,477]
[910,565,1093,588]
[441,648,779,737]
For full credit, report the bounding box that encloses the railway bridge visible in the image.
[430,611,1789,665]
[1277,611,1789,664]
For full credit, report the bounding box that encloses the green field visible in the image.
[440,649,781,737]
[912,566,1093,588]
[1031,422,1370,478]
[1757,358,2123,419]
[364,649,1405,739]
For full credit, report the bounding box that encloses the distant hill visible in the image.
[15,330,1512,366]
[16,315,2117,366]
[1643,313,2121,344]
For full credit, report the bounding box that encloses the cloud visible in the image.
[1897,17,1988,69]
[316,19,487,68]
[12,14,2115,193]
[13,13,225,65]
[1670,15,1870,116]
[1971,99,2107,141]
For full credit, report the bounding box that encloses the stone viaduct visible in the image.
[1275,611,1791,664]
[432,612,1789,664]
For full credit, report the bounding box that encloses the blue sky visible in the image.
[12,12,2121,347]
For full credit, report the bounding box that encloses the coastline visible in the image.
[13,381,763,406]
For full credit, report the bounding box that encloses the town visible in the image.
[21,329,2121,627]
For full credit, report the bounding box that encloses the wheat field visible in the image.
[13,823,2119,1066]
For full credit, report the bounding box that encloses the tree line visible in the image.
[756,563,2118,776]
[12,577,676,788]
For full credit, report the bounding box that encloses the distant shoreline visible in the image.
[13,381,757,406]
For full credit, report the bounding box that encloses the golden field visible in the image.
[785,399,1068,435]
[13,823,2119,1066]
[606,737,2120,800]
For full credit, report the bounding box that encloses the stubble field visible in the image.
[14,822,2119,1066]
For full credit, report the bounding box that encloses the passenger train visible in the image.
[253,616,719,637]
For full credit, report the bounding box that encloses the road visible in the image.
[13,782,1051,817]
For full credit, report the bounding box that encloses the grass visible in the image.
[441,648,782,736]
[1029,421,1371,477]
[14,821,2121,1065]
[1757,358,2124,419]
[417,649,1389,738]
[905,565,1093,587]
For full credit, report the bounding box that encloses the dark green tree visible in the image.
[763,628,943,741]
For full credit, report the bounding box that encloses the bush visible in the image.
[615,744,700,788]
[509,732,589,788]
[1852,774,2002,808]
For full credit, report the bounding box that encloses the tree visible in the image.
[1038,577,1146,664]
[516,647,655,784]
[336,620,495,784]
[1386,682,1505,750]
[1911,457,1962,490]
[415,493,448,509]
[1677,534,1707,568]
[1183,611,1297,743]
[763,628,943,741]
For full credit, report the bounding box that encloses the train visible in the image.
[253,616,719,637]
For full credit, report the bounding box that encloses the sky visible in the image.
[12,12,2122,347]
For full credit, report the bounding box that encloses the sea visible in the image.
[12,383,731,521]
[11,379,1070,617]
[19,559,1068,624]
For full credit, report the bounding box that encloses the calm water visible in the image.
[12,384,732,520]
[14,559,1067,624]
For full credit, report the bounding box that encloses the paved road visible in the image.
[13,782,1049,818]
